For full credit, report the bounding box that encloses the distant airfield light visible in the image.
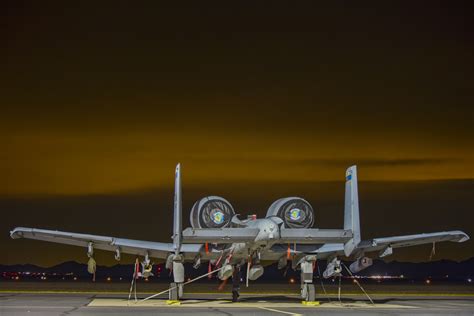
[289,278,295,284]
[73,277,77,281]
[15,276,19,280]
[468,278,472,283]
[352,279,357,284]
[425,279,431,285]
[119,277,123,281]
[400,275,404,279]
[107,277,111,282]
[145,278,149,282]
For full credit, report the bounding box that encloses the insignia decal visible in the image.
[289,208,301,221]
[211,209,225,224]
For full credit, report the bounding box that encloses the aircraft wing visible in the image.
[10,227,203,260]
[357,230,469,253]
[269,230,469,259]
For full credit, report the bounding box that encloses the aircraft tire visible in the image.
[306,284,316,302]
[169,282,179,301]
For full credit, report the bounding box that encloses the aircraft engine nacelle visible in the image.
[266,197,314,228]
[190,196,235,229]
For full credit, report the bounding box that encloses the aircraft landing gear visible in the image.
[169,255,185,301]
[232,265,241,302]
[300,256,317,302]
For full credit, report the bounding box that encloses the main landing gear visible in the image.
[300,256,317,302]
[168,254,185,301]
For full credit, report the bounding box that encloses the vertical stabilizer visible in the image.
[343,165,361,257]
[173,163,182,255]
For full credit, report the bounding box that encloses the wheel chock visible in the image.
[302,301,320,306]
[166,300,181,305]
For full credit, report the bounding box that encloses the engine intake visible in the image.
[190,196,235,229]
[266,197,314,228]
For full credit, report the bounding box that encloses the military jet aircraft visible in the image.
[10,164,469,302]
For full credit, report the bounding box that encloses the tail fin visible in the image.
[343,165,361,257]
[173,163,182,255]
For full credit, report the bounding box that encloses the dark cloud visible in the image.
[187,157,460,168]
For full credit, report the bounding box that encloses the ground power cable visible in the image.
[136,265,225,304]
[337,274,342,304]
[341,262,375,305]
[315,260,331,302]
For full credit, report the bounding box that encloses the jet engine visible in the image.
[266,197,314,228]
[190,196,235,229]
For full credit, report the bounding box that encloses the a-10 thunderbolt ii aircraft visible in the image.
[11,164,469,302]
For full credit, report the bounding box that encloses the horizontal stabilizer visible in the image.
[279,228,353,244]
[182,228,259,243]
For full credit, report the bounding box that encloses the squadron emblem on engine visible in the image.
[289,208,302,221]
[211,209,225,224]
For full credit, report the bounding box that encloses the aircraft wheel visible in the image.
[306,284,316,302]
[169,282,179,301]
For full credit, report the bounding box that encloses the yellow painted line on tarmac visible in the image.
[258,306,302,316]
[89,298,418,309]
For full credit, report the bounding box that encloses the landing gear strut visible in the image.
[168,254,185,301]
[232,266,241,302]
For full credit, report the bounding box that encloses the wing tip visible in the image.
[10,227,23,239]
[458,232,470,243]
[10,227,33,239]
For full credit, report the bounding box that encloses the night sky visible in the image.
[1,2,473,266]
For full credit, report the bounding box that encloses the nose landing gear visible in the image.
[231,266,241,302]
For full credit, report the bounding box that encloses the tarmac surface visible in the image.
[1,291,474,315]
